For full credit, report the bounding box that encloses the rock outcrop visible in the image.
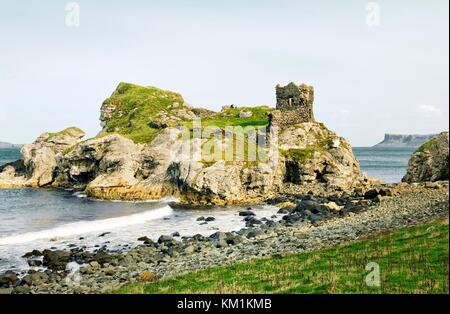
[0,127,85,188]
[278,122,362,191]
[0,82,367,204]
[402,132,449,183]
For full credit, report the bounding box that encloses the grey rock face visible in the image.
[0,127,85,187]
[402,132,449,183]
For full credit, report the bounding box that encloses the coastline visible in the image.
[1,180,447,294]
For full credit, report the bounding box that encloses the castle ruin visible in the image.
[269,82,315,129]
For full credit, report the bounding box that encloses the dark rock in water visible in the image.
[239,210,255,217]
[42,250,70,271]
[196,216,205,221]
[158,235,174,245]
[277,207,291,214]
[137,236,151,242]
[0,271,19,287]
[22,250,43,258]
[245,218,262,227]
[205,217,215,222]
[98,232,111,237]
[171,232,180,237]
[79,237,85,240]
[364,189,379,200]
[200,222,208,225]
[27,260,43,267]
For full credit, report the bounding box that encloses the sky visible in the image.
[0,0,448,146]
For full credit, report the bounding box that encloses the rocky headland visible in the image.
[373,133,437,148]
[0,82,448,294]
[0,82,371,204]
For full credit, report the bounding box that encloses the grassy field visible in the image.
[114,218,449,294]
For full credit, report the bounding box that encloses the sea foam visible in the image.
[0,205,173,245]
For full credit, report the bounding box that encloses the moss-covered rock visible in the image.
[403,132,449,183]
[99,82,189,143]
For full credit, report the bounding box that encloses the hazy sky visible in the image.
[0,0,448,146]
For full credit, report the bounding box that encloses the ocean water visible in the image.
[0,147,416,273]
[352,147,416,183]
[0,147,21,166]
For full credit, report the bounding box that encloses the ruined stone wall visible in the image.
[269,109,314,130]
[270,82,315,129]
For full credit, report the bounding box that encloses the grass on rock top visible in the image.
[416,136,437,153]
[102,82,185,143]
[113,218,449,294]
[47,127,84,140]
[102,83,272,144]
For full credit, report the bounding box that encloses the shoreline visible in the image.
[0,180,448,294]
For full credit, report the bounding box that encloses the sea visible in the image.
[0,146,416,273]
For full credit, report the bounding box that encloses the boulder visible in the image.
[0,271,18,287]
[42,250,71,271]
[21,272,49,286]
[0,127,85,187]
[403,132,449,183]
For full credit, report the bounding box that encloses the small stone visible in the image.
[239,210,255,217]
[364,189,379,200]
[184,245,196,255]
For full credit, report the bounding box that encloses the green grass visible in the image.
[281,139,330,162]
[199,106,271,129]
[101,83,272,144]
[114,218,449,294]
[102,82,185,143]
[47,126,84,140]
[416,137,437,153]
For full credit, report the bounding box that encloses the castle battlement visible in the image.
[269,82,315,129]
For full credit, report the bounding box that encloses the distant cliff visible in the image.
[0,142,22,149]
[374,134,436,148]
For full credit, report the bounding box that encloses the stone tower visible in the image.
[270,82,315,129]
